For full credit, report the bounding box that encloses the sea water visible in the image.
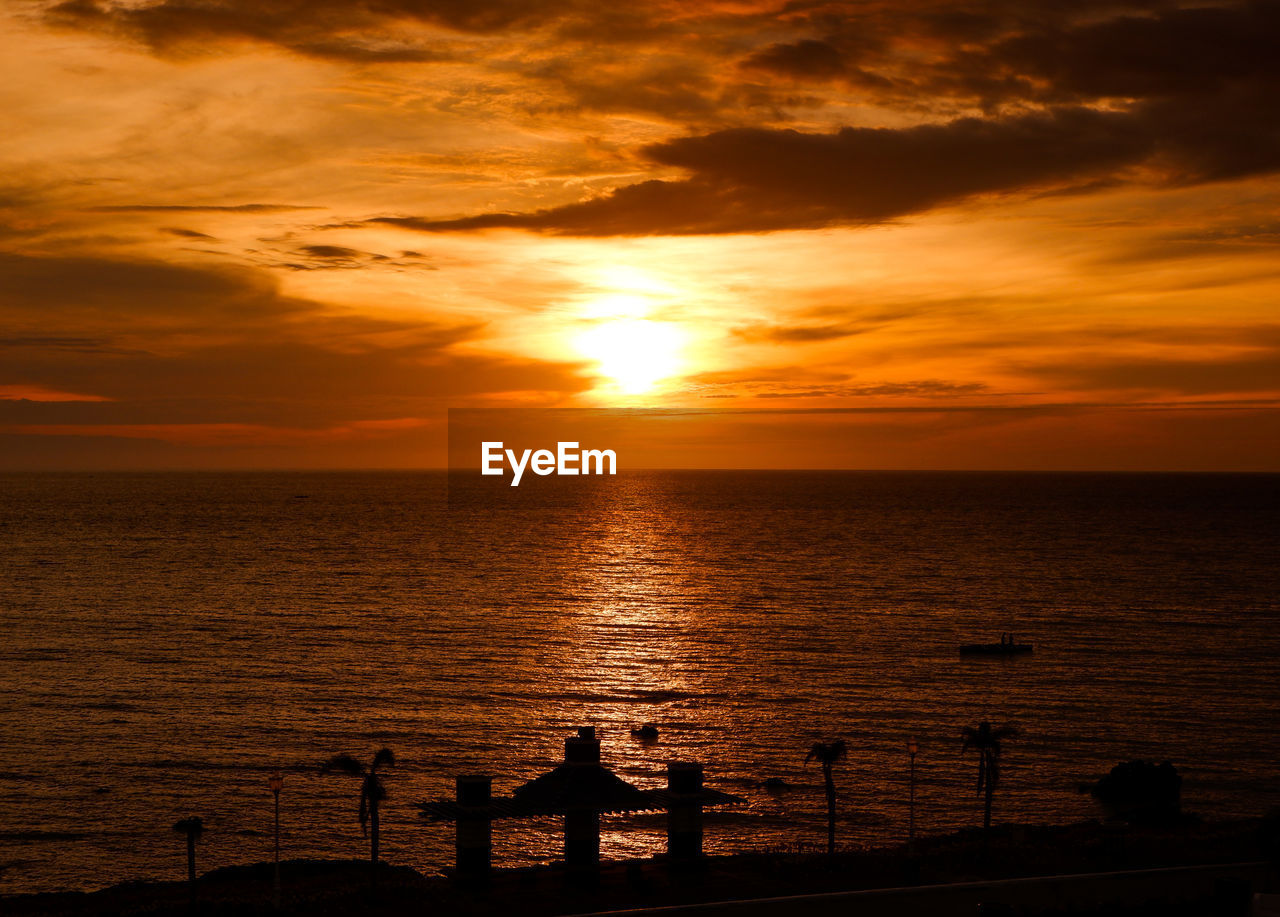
[1,471,1277,894]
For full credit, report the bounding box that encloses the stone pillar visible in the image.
[667,762,704,861]
[564,727,601,871]
[564,726,600,764]
[564,808,601,871]
[455,775,492,881]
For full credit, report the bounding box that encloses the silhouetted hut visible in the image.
[420,727,742,879]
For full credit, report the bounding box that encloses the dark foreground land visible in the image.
[6,818,1278,917]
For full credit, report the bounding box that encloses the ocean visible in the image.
[1,471,1278,895]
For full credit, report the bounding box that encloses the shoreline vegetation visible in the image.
[5,816,1276,916]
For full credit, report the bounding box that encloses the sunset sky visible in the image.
[2,0,1278,469]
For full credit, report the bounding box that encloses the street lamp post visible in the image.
[907,738,918,845]
[269,772,283,907]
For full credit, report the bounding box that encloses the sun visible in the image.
[576,318,683,395]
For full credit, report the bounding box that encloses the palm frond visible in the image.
[805,740,847,765]
[962,721,1019,752]
[172,816,204,838]
[371,747,396,772]
[322,753,365,776]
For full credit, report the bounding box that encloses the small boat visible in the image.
[630,723,659,743]
[959,640,1033,656]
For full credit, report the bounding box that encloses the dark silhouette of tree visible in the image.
[805,740,847,855]
[322,748,395,875]
[171,816,203,895]
[1090,760,1182,825]
[960,721,1019,831]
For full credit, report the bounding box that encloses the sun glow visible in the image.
[569,265,688,396]
[576,318,684,395]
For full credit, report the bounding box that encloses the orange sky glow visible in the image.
[1,0,1278,469]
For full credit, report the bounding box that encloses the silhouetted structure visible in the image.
[959,638,1033,656]
[1091,760,1182,825]
[322,747,395,880]
[805,740,847,855]
[420,727,742,879]
[171,816,203,903]
[631,723,660,743]
[961,721,1019,832]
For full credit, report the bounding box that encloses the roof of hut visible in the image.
[511,761,656,814]
[419,778,743,821]
[418,727,744,822]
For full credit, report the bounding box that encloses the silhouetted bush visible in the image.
[1090,760,1182,826]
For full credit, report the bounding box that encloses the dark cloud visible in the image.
[163,227,216,239]
[364,107,1153,234]
[552,5,683,44]
[297,244,362,259]
[738,38,894,91]
[47,0,1278,129]
[365,63,1280,236]
[741,40,848,79]
[731,3,1280,117]
[0,253,305,324]
[263,244,434,271]
[1030,349,1280,397]
[751,3,1280,112]
[0,254,591,432]
[953,2,1280,104]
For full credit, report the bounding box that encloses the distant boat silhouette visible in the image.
[630,724,659,743]
[960,637,1033,656]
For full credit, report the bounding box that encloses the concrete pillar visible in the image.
[455,775,492,881]
[564,807,601,871]
[667,762,704,861]
[565,725,600,764]
[564,727,601,871]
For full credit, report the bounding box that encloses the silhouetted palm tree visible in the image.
[805,740,847,855]
[172,816,203,890]
[960,721,1019,831]
[322,748,395,872]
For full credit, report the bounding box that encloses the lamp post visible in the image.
[268,772,283,907]
[907,738,918,845]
